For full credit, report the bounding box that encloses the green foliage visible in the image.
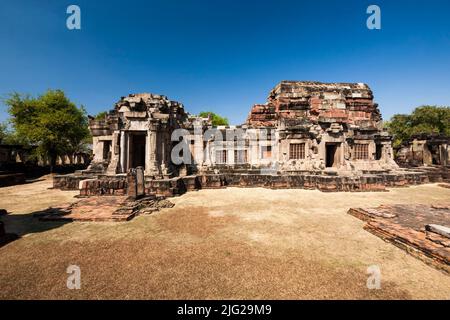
[0,122,6,143]
[386,105,450,148]
[0,121,26,145]
[198,111,229,126]
[94,111,108,120]
[4,90,90,168]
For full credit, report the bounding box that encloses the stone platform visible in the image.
[53,168,440,197]
[348,204,450,273]
[409,165,450,183]
[36,195,174,222]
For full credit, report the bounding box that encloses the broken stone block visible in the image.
[136,166,145,196]
[425,224,450,239]
[348,204,450,273]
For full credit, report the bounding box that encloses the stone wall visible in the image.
[396,134,449,167]
[79,176,127,196]
[70,169,433,198]
[53,174,94,190]
[0,173,25,187]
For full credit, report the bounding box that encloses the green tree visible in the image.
[0,122,6,143]
[94,111,108,120]
[0,121,26,145]
[386,105,450,148]
[198,111,229,126]
[4,90,90,171]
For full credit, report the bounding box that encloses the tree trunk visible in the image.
[49,152,57,173]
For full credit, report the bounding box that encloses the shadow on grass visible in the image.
[24,178,46,184]
[0,209,71,246]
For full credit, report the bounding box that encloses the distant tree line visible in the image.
[198,111,229,126]
[385,105,450,148]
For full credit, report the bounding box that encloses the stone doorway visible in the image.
[429,144,441,165]
[375,144,382,160]
[129,133,146,170]
[102,141,111,162]
[325,143,340,168]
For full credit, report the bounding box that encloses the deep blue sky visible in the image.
[1,0,449,125]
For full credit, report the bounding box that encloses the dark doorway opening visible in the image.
[130,134,146,169]
[375,144,382,160]
[325,143,337,168]
[429,144,441,165]
[102,141,111,162]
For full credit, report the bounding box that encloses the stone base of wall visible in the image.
[53,174,95,190]
[416,166,450,182]
[52,167,447,199]
[79,175,127,196]
[0,173,26,188]
[53,173,128,195]
[139,171,430,196]
[199,171,428,192]
[397,165,450,181]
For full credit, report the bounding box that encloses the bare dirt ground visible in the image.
[0,176,449,299]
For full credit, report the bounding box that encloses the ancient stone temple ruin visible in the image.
[245,81,397,172]
[89,81,397,175]
[396,133,449,167]
[54,81,447,195]
[88,93,188,177]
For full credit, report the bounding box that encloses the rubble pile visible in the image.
[37,195,175,222]
[348,204,450,273]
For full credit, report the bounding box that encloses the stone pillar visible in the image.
[120,131,127,173]
[107,131,121,175]
[145,121,159,175]
[127,168,137,199]
[136,166,145,196]
[193,121,204,166]
[161,132,166,167]
[250,133,259,165]
[273,130,280,163]
[369,141,376,160]
[203,140,212,166]
[336,142,343,168]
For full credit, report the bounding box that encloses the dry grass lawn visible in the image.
[0,176,449,299]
